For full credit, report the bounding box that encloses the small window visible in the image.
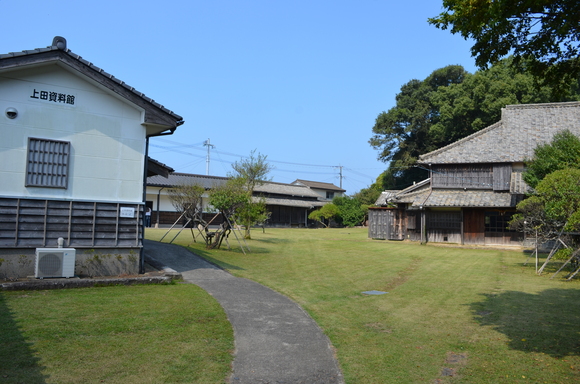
[326,191,334,199]
[26,138,70,188]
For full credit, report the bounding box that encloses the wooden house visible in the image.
[146,173,327,228]
[291,179,346,201]
[370,101,580,246]
[0,37,183,278]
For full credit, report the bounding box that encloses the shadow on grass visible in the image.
[184,246,246,271]
[253,237,291,245]
[0,293,48,383]
[471,288,580,358]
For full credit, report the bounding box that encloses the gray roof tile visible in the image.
[420,102,580,164]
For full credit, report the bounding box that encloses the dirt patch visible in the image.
[364,322,392,333]
[433,352,468,383]
[383,257,422,291]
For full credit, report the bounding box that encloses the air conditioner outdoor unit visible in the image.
[35,248,76,278]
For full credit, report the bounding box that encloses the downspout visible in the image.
[140,137,150,274]
[420,166,434,245]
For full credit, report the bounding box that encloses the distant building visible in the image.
[291,179,346,201]
[146,173,338,227]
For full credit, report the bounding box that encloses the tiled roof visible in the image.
[419,102,580,164]
[374,179,431,206]
[292,179,346,192]
[256,197,326,208]
[0,36,184,126]
[419,189,519,208]
[255,182,321,198]
[374,190,399,206]
[147,173,228,189]
[148,173,322,199]
[147,157,174,178]
[380,176,524,208]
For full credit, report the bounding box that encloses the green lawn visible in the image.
[0,284,234,384]
[3,228,579,383]
[147,227,580,383]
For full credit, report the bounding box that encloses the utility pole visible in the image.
[203,138,215,175]
[335,165,344,189]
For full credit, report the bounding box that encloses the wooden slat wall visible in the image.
[426,211,462,243]
[0,197,142,248]
[432,164,493,189]
[368,208,406,240]
[493,164,512,191]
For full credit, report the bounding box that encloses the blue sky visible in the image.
[3,0,477,194]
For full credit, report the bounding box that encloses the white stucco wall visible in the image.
[0,64,146,203]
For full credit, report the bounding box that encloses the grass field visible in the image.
[2,227,579,383]
[0,284,234,384]
[147,227,580,383]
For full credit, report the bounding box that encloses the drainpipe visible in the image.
[420,165,433,245]
[139,137,150,274]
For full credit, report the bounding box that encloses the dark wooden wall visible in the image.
[432,163,511,191]
[368,208,405,240]
[463,209,485,244]
[0,198,142,248]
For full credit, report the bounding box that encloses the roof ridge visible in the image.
[505,101,580,110]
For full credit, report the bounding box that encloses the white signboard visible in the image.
[120,207,135,218]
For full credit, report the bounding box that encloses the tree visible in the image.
[209,178,249,218]
[308,204,340,228]
[352,185,382,206]
[511,131,580,250]
[536,169,580,232]
[369,65,467,189]
[429,58,556,144]
[333,196,366,228]
[231,149,273,194]
[370,59,579,190]
[167,183,205,224]
[429,0,580,97]
[229,150,273,239]
[523,130,580,189]
[207,178,250,249]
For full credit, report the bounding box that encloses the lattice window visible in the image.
[485,211,517,233]
[432,165,493,189]
[26,137,70,188]
[427,211,461,230]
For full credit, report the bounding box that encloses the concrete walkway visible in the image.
[143,240,344,384]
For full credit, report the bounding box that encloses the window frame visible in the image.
[25,137,71,189]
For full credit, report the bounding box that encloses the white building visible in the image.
[0,37,183,278]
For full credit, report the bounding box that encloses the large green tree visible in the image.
[429,0,580,97]
[332,196,366,228]
[369,65,467,189]
[523,130,580,189]
[370,59,579,190]
[511,131,580,246]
